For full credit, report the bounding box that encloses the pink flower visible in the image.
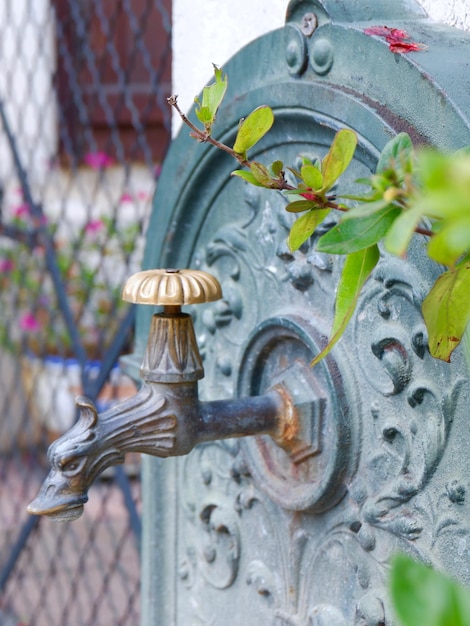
[119,191,133,203]
[85,219,105,234]
[300,190,318,201]
[83,152,114,169]
[11,202,48,225]
[0,258,14,272]
[364,25,426,54]
[364,26,407,39]
[13,203,31,219]
[19,313,42,332]
[137,190,150,201]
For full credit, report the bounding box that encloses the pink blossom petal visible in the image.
[85,219,105,234]
[13,203,31,218]
[119,192,133,203]
[19,313,42,332]
[364,25,426,54]
[84,152,115,169]
[364,26,405,38]
[136,190,150,201]
[388,41,426,53]
[0,258,14,272]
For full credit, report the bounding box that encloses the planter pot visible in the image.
[20,354,136,446]
[0,351,40,453]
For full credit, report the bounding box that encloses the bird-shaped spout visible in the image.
[27,269,291,521]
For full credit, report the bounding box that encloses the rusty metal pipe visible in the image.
[196,390,286,443]
[26,382,290,521]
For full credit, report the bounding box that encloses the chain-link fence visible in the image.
[0,1,171,623]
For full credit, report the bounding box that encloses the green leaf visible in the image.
[286,166,303,180]
[422,260,470,362]
[249,161,273,186]
[233,106,274,156]
[194,105,213,126]
[231,169,264,187]
[414,189,470,221]
[427,216,470,266]
[377,132,413,175]
[284,186,314,197]
[390,554,470,626]
[288,209,330,251]
[311,245,379,366]
[271,160,284,176]
[417,150,457,192]
[317,205,401,254]
[455,145,470,157]
[321,129,357,191]
[285,200,318,213]
[194,65,228,131]
[301,164,323,190]
[341,198,391,220]
[355,176,375,186]
[384,206,424,257]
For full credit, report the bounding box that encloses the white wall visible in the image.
[1,1,469,171]
[171,1,286,134]
[419,0,470,30]
[172,0,470,134]
[0,0,57,185]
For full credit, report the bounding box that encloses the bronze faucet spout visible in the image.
[26,380,288,521]
[26,269,304,521]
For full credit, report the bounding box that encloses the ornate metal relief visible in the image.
[140,4,470,622]
[172,175,468,624]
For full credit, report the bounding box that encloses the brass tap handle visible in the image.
[122,268,222,309]
[122,268,222,382]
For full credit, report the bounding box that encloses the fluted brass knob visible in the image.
[122,268,222,307]
[123,269,222,382]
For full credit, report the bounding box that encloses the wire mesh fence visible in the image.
[0,1,171,623]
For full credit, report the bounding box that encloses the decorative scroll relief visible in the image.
[353,259,457,532]
[178,184,467,623]
[191,182,339,400]
[177,440,394,625]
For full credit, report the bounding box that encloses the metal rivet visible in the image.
[310,37,334,75]
[301,12,317,37]
[285,24,308,77]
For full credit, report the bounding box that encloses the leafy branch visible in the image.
[169,66,470,366]
[390,554,470,626]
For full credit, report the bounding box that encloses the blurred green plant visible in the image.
[170,66,470,367]
[390,554,470,626]
[0,208,140,359]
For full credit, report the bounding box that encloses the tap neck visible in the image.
[141,311,204,383]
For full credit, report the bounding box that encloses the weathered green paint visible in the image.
[128,1,470,623]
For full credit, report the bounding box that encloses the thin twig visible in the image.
[169,94,436,239]
[168,95,249,166]
[415,225,433,237]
